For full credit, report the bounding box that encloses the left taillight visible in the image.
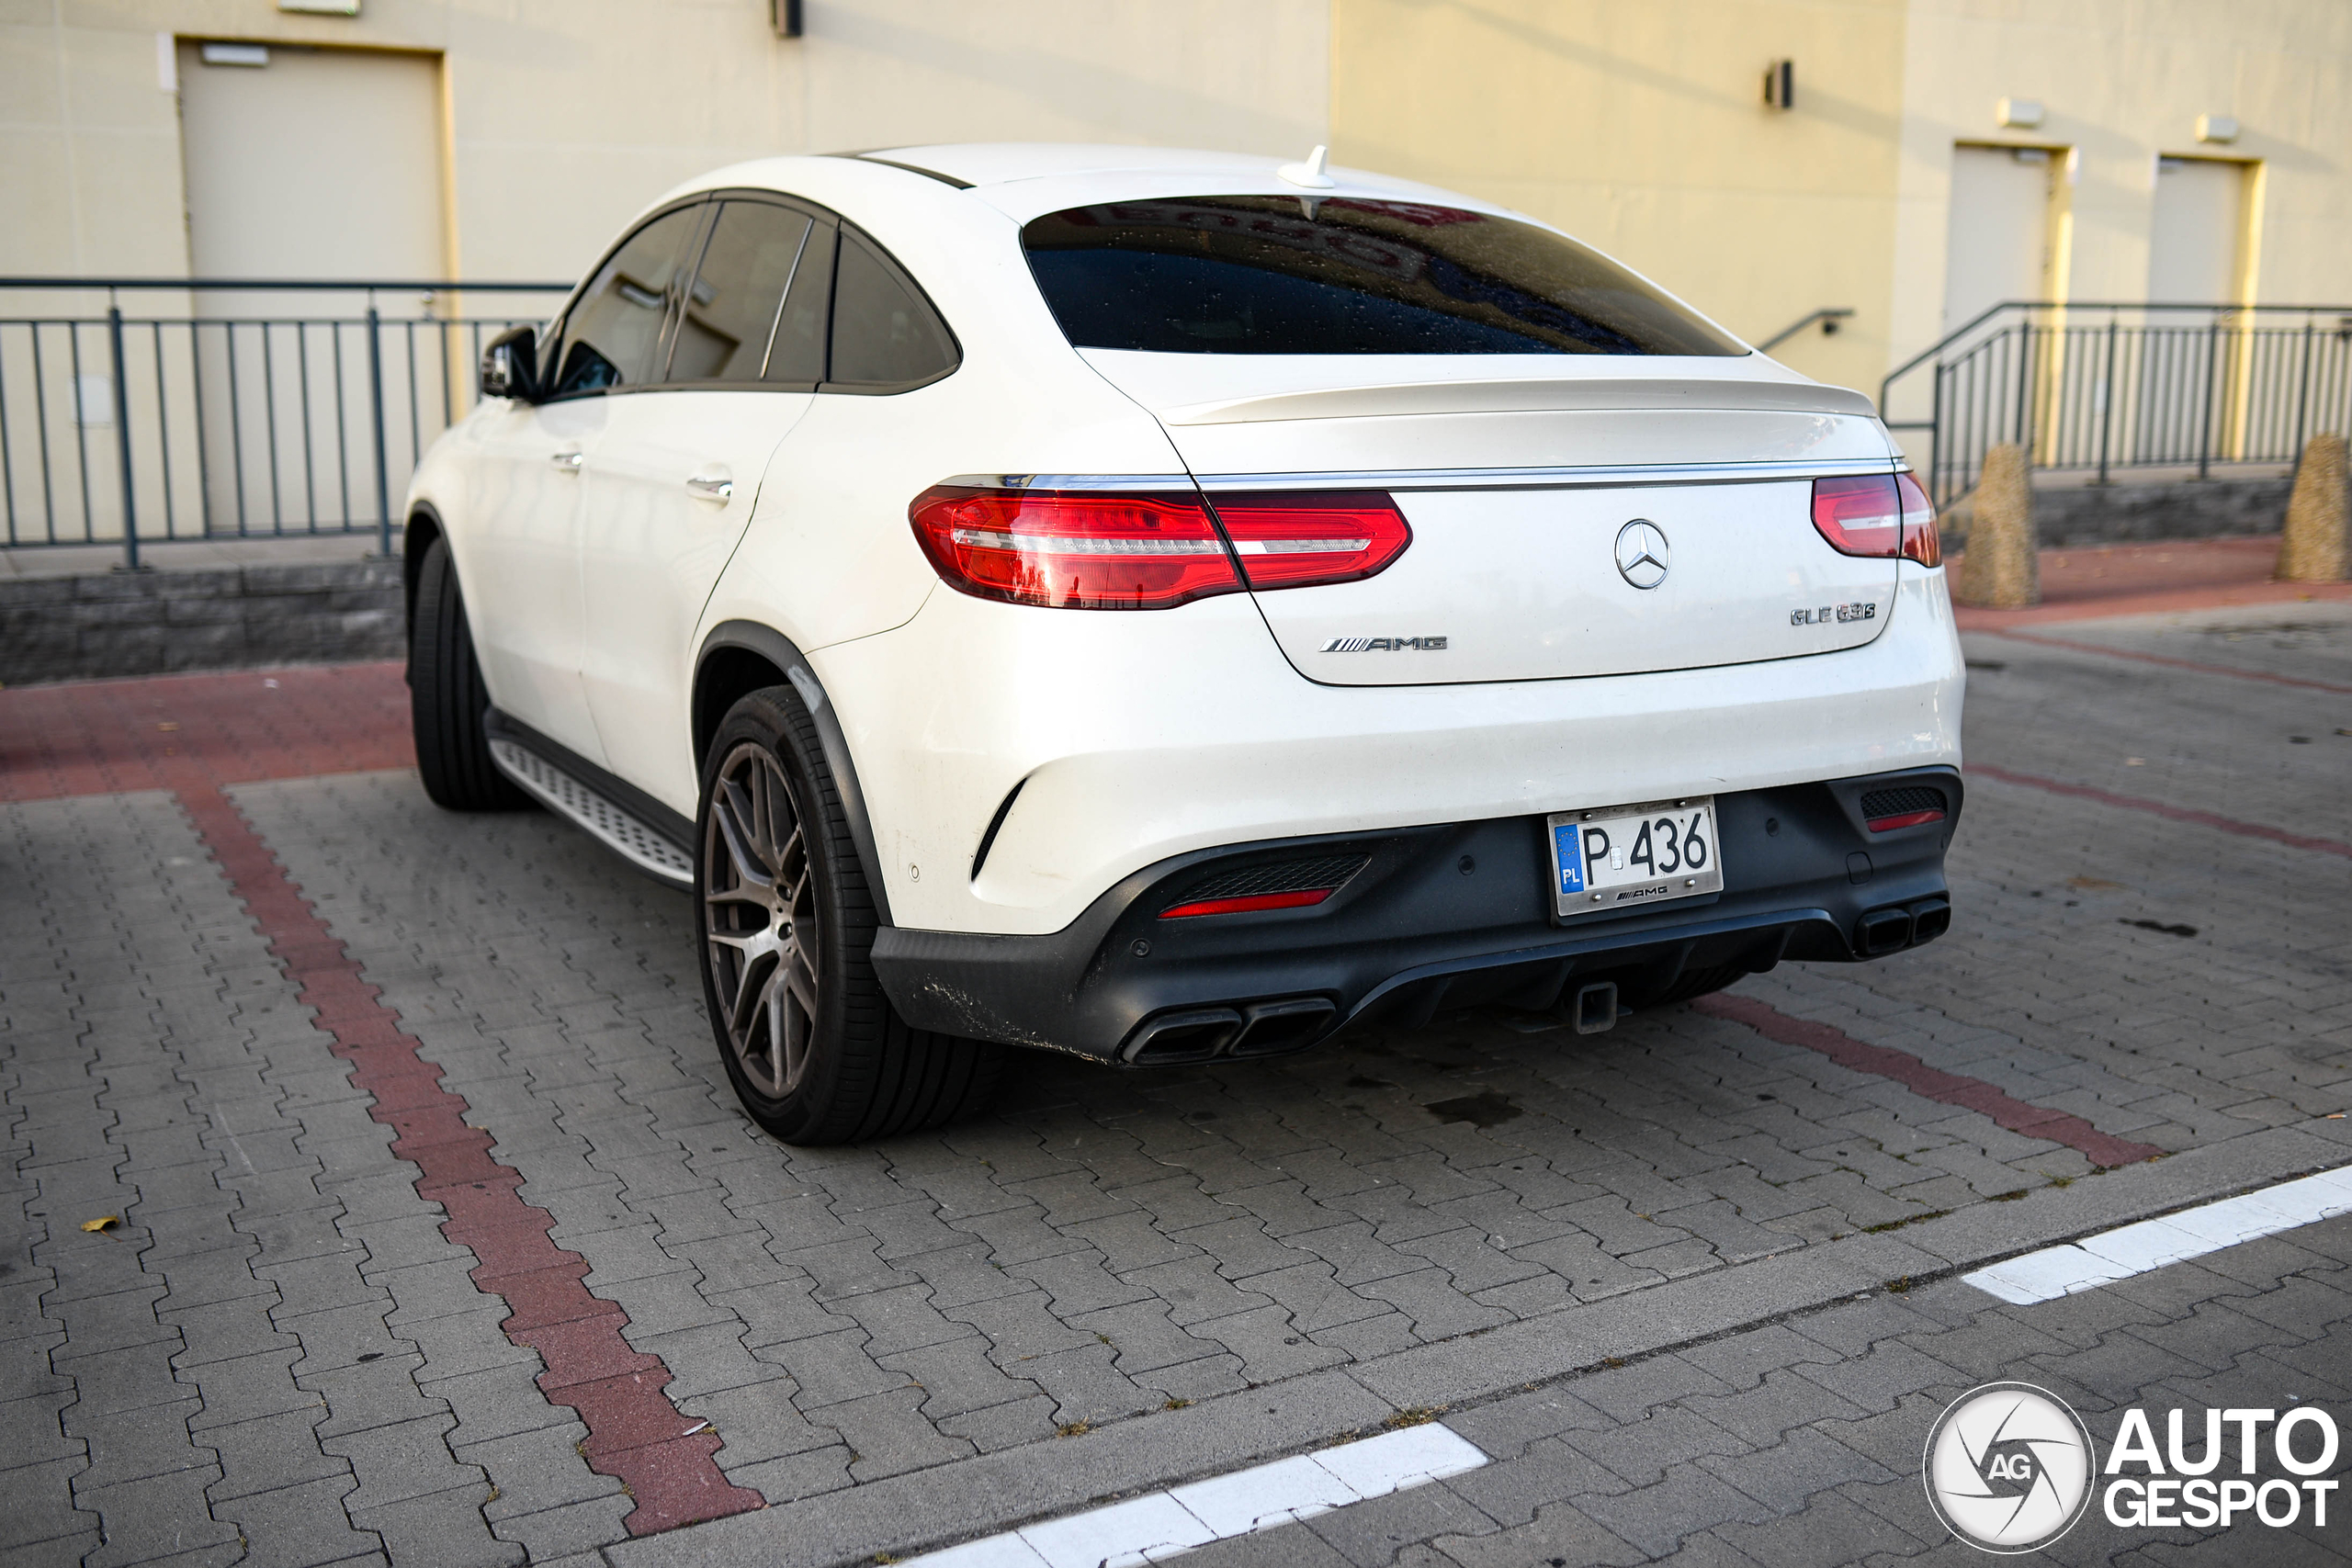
[1810,473,1941,569]
[909,488,1241,610]
[908,487,1414,609]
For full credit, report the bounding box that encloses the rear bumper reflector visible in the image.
[1866,808,1946,832]
[1159,887,1335,919]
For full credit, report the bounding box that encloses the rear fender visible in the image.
[695,620,892,928]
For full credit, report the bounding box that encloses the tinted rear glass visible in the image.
[1023,196,1741,356]
[828,229,959,387]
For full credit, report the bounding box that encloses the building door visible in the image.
[2147,157,2245,305]
[1939,145,2057,470]
[2139,157,2249,461]
[176,42,446,534]
[1942,145,2056,334]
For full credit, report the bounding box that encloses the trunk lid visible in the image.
[1083,353,1902,685]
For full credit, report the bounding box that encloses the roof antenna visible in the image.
[1277,144,1336,190]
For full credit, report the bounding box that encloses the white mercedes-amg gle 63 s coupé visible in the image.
[403,143,1964,1145]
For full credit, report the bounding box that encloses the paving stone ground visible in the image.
[1186,1214,2352,1568]
[3,598,2347,1566]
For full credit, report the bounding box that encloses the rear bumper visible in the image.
[813,567,1962,938]
[873,764,1961,1062]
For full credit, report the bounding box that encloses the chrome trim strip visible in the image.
[939,458,1907,495]
[940,473,1199,492]
[1192,457,1900,492]
[489,739,695,890]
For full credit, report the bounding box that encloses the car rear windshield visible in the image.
[1022,196,1743,356]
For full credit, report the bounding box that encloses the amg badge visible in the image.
[1321,636,1448,652]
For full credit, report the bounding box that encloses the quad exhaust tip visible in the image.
[1121,996,1339,1066]
[1856,896,1951,957]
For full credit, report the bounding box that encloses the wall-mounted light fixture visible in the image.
[1762,59,1795,110]
[278,0,359,13]
[772,0,802,38]
[2196,114,2240,145]
[1996,98,2045,130]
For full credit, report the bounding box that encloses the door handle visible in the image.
[550,449,582,471]
[685,471,733,502]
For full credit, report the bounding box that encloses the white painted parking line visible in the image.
[1964,1166,2352,1305]
[902,1423,1490,1568]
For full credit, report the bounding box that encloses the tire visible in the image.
[697,685,1002,1145]
[409,533,530,811]
[1623,964,1747,1011]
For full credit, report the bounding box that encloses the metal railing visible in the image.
[1754,307,1853,354]
[0,277,571,567]
[1881,301,2352,507]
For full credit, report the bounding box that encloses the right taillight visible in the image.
[1810,473,1939,568]
[1204,492,1411,590]
[909,487,1242,610]
[1894,472,1941,568]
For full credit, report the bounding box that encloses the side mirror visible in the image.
[481,324,541,403]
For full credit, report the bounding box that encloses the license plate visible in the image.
[1547,795,1724,919]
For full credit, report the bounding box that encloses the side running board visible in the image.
[488,739,695,889]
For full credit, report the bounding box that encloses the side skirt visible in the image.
[483,709,696,891]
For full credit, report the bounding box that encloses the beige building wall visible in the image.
[1889,0,2352,368]
[1329,0,1915,397]
[1,0,1329,284]
[6,0,2346,389]
[1331,0,2352,407]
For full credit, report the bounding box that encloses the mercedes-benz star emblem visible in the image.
[1614,520,1669,590]
[1922,1382,2097,1553]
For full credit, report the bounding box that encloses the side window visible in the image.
[826,228,958,389]
[549,204,704,396]
[763,221,835,386]
[667,201,816,385]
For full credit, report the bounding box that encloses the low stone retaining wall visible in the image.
[0,558,401,687]
[1940,474,2293,551]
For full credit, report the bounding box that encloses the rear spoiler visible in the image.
[1159,377,1880,426]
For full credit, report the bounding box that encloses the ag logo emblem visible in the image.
[1614,520,1669,590]
[1923,1382,2097,1552]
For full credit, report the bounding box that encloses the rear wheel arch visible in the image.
[695,621,892,928]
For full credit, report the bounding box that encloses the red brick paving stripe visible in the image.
[2,657,773,1537]
[0,661,412,802]
[1692,992,2163,1168]
[1953,580,2352,629]
[169,778,763,1534]
[167,779,763,1533]
[1984,628,2352,696]
[1968,762,2352,860]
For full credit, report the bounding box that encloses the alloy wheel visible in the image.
[703,740,821,1099]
